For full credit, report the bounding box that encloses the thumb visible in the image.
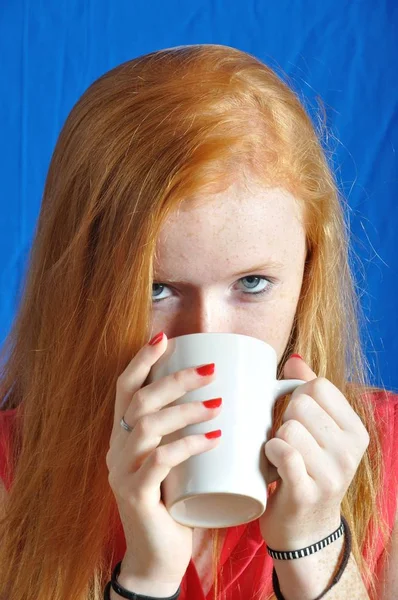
[283,354,317,382]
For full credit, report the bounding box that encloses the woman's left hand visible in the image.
[260,355,370,550]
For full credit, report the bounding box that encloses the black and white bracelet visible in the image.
[266,518,345,560]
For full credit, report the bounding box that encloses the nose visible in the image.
[174,292,231,337]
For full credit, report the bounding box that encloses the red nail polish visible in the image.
[290,353,303,360]
[202,398,222,409]
[149,332,164,345]
[196,363,215,376]
[205,429,222,439]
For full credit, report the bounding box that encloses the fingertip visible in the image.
[148,331,167,346]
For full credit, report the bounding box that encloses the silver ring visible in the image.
[120,416,133,433]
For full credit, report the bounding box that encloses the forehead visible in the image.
[153,183,305,280]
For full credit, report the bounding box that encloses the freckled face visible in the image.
[151,180,306,363]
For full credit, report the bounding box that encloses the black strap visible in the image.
[103,561,181,600]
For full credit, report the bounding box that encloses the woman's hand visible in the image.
[260,355,370,550]
[105,332,222,596]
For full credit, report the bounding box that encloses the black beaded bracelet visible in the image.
[271,515,352,600]
[103,561,181,600]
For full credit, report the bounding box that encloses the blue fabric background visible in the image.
[0,1,397,390]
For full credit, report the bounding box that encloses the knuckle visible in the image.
[177,400,191,414]
[321,472,341,496]
[361,427,370,450]
[136,415,152,436]
[132,388,146,411]
[178,402,196,422]
[180,434,197,454]
[172,368,188,391]
[278,419,302,443]
[152,446,168,467]
[283,447,298,464]
[338,448,359,474]
[308,376,328,395]
[352,413,369,440]
[288,394,312,418]
[281,447,302,472]
[107,469,118,491]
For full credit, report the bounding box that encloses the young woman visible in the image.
[0,44,396,600]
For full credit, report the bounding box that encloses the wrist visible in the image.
[272,536,344,600]
[116,561,181,598]
[265,513,342,551]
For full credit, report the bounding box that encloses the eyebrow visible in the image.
[154,261,284,282]
[230,261,284,277]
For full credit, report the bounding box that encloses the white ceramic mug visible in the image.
[146,332,304,528]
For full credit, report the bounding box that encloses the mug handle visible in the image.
[265,379,306,485]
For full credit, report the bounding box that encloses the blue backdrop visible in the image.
[0,1,397,390]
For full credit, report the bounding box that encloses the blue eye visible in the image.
[152,283,169,302]
[238,276,273,295]
[152,276,273,303]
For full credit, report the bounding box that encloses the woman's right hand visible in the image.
[106,332,222,597]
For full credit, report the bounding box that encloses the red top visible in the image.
[1,391,397,599]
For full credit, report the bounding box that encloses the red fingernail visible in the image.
[149,332,164,345]
[196,363,215,376]
[290,353,303,360]
[202,398,222,409]
[205,429,222,439]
